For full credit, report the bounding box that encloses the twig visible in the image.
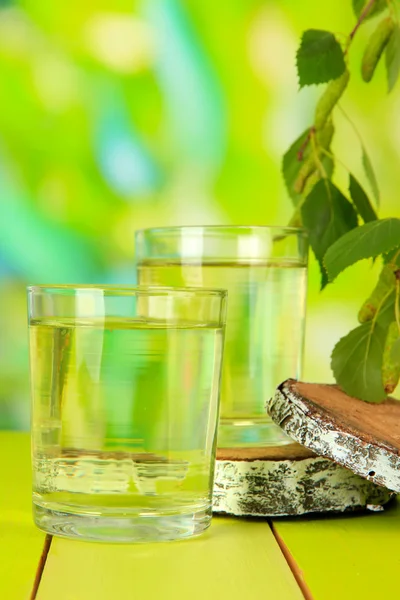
[295,1,381,175]
[310,130,327,178]
[348,0,378,47]
[297,127,315,162]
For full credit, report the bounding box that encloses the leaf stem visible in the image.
[337,104,364,144]
[319,146,354,177]
[310,130,327,178]
[310,132,332,203]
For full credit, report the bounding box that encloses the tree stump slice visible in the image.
[266,379,400,493]
[213,443,394,517]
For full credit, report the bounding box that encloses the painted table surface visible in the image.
[1,432,399,600]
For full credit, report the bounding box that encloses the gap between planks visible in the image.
[269,521,314,600]
[30,535,52,600]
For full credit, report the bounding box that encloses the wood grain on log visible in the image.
[213,443,394,517]
[266,380,400,493]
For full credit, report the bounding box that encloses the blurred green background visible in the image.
[1,0,399,429]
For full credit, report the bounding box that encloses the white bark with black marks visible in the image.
[266,380,400,493]
[213,444,394,517]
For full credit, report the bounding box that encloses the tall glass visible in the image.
[29,285,227,543]
[136,226,308,448]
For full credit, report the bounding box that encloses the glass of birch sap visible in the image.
[136,226,308,448]
[29,285,227,543]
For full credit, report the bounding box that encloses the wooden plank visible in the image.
[0,432,33,513]
[272,499,400,599]
[0,432,46,600]
[37,517,303,600]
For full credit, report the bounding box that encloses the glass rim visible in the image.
[27,284,228,298]
[136,225,308,236]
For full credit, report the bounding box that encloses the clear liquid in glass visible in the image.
[30,317,223,542]
[138,260,307,447]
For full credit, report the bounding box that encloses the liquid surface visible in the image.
[30,317,223,540]
[138,261,307,446]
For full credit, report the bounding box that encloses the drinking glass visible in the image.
[136,226,308,448]
[29,285,227,542]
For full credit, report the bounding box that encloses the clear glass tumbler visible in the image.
[29,285,227,542]
[136,226,308,448]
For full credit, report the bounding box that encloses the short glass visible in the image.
[136,226,308,448]
[28,285,227,543]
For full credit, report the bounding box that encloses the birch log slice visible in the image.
[266,379,400,493]
[213,443,394,517]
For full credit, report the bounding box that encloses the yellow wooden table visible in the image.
[2,432,399,600]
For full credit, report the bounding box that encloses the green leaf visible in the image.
[301,180,358,288]
[282,129,310,206]
[352,0,388,20]
[321,153,334,179]
[296,30,346,88]
[283,122,335,204]
[349,174,377,223]
[362,147,380,204]
[384,247,400,267]
[324,218,400,282]
[331,320,387,403]
[386,24,400,92]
